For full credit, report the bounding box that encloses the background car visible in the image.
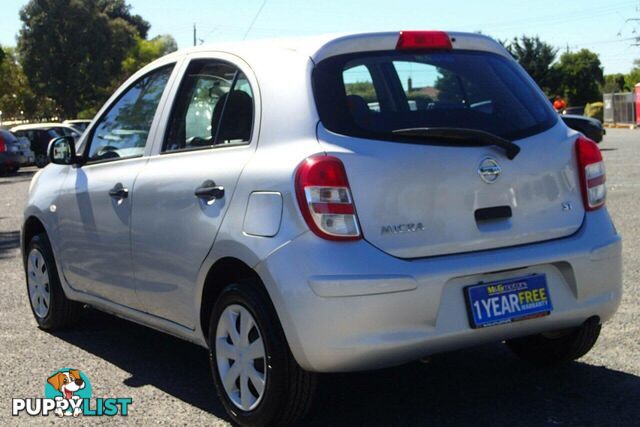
[0,129,22,175]
[10,123,81,167]
[560,114,605,143]
[562,106,585,115]
[12,133,35,166]
[63,119,92,133]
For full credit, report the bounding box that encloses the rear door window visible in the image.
[313,50,557,142]
[163,59,254,153]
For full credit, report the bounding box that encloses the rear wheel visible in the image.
[506,317,601,366]
[34,154,48,168]
[209,282,316,427]
[25,233,80,330]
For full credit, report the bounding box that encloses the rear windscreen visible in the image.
[313,50,558,142]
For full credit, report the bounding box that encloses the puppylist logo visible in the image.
[12,368,132,417]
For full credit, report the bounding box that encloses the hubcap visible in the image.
[27,248,51,318]
[215,304,267,411]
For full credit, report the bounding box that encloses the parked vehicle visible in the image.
[560,114,605,143]
[22,31,622,426]
[0,129,34,168]
[63,119,92,133]
[10,123,81,168]
[0,130,22,174]
[563,106,585,115]
[11,133,36,166]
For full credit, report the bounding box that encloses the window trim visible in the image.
[159,58,255,156]
[81,63,176,166]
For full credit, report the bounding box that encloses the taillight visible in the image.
[295,155,361,241]
[576,135,606,211]
[396,31,452,50]
[0,136,6,153]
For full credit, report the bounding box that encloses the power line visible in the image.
[243,0,268,40]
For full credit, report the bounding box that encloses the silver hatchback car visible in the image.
[22,31,622,426]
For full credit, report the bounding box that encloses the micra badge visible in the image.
[381,223,425,235]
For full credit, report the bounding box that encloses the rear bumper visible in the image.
[256,208,622,372]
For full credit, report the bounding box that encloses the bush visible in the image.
[585,102,604,122]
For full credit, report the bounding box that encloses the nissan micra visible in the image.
[22,31,622,426]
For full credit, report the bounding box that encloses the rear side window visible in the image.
[162,59,254,153]
[314,50,557,142]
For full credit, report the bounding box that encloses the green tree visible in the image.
[96,0,150,38]
[17,0,144,117]
[506,36,558,94]
[121,35,177,78]
[603,73,627,93]
[553,49,603,106]
[625,59,640,91]
[0,46,57,119]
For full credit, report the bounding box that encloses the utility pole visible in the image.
[193,23,197,47]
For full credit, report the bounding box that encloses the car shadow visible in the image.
[0,230,20,259]
[600,148,618,152]
[51,309,640,426]
[50,308,230,421]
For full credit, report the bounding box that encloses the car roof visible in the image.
[154,31,510,67]
[10,123,75,131]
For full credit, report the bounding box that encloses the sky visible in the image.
[1,0,639,74]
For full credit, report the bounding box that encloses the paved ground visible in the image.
[1,129,639,425]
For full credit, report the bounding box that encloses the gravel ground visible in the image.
[1,129,638,426]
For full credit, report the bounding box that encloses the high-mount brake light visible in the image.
[396,31,453,50]
[295,155,361,241]
[576,135,606,211]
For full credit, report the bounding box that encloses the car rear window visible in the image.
[313,50,558,142]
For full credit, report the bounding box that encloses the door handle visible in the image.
[108,183,129,199]
[195,180,225,203]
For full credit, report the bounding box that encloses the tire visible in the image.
[25,233,80,330]
[506,317,601,366]
[35,154,48,168]
[209,282,316,427]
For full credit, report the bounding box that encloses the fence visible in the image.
[603,92,636,125]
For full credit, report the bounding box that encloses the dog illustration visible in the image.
[47,369,85,417]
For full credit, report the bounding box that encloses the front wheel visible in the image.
[25,233,80,330]
[209,282,316,427]
[506,317,601,366]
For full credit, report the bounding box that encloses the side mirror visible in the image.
[48,136,78,165]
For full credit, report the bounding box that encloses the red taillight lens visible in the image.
[295,155,361,241]
[0,135,6,153]
[396,31,452,50]
[576,135,606,211]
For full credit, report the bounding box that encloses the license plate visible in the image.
[464,274,553,329]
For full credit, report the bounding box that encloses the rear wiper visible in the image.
[391,127,520,160]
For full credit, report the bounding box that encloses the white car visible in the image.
[22,31,622,426]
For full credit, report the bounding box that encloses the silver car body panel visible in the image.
[22,32,622,372]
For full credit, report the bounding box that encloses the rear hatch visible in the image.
[312,33,584,258]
